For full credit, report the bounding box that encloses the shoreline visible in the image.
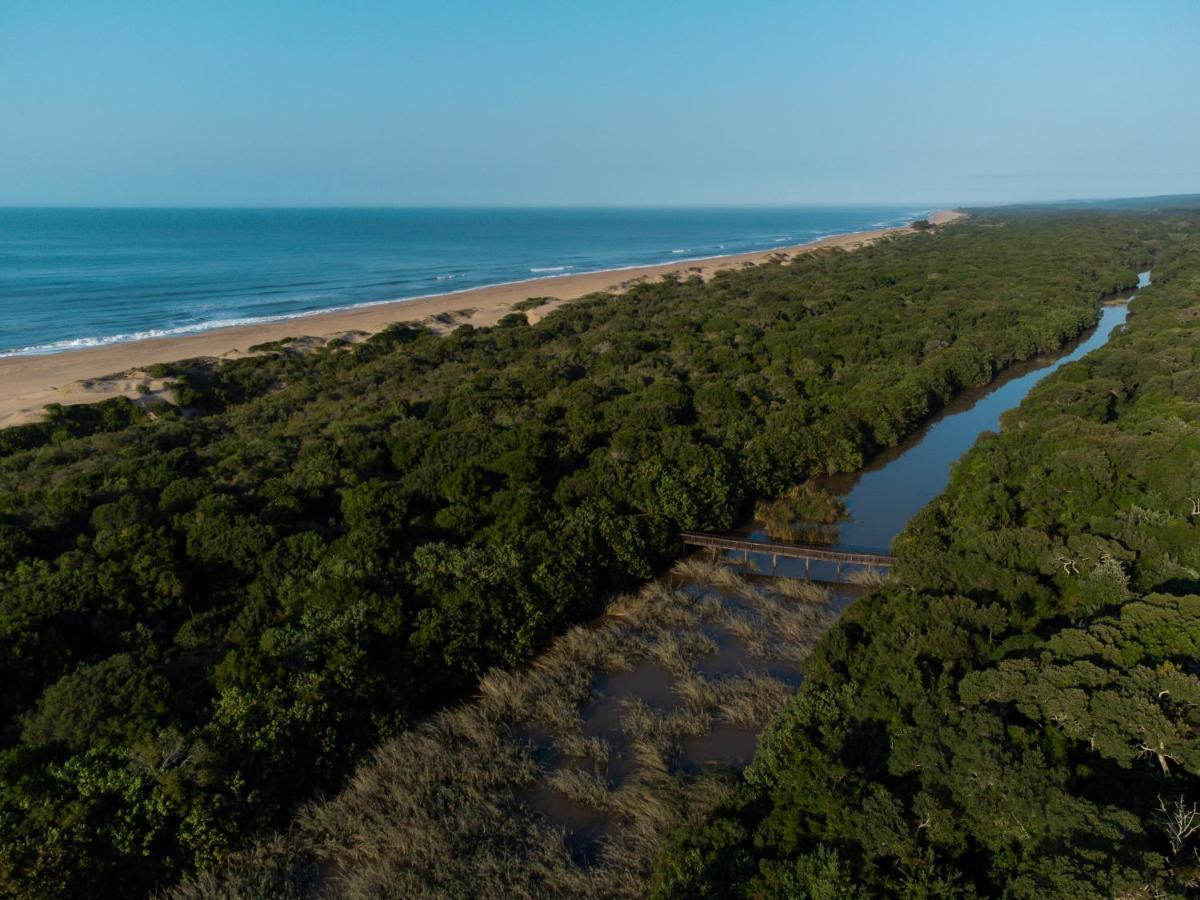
[0,209,963,428]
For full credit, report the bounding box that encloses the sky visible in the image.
[2,0,1199,207]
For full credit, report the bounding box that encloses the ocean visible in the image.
[0,206,931,357]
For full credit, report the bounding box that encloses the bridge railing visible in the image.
[679,531,896,568]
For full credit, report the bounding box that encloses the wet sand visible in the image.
[0,209,963,427]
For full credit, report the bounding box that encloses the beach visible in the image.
[0,210,962,427]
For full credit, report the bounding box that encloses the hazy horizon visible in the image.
[3,1,1199,206]
[1,194,1195,210]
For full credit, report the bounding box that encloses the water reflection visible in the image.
[525,273,1149,857]
[748,275,1143,555]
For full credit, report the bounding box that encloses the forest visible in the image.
[652,213,1200,896]
[0,212,1162,896]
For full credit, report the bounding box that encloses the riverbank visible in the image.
[4,210,1163,897]
[176,240,1151,900]
[0,209,963,428]
[653,254,1191,896]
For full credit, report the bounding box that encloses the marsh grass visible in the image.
[671,557,719,582]
[775,577,833,604]
[177,557,842,899]
[845,567,889,588]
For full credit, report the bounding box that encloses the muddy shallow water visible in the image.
[494,569,831,873]
[680,724,759,773]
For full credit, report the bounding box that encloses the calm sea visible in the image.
[0,206,930,357]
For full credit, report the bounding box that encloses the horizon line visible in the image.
[2,193,1198,211]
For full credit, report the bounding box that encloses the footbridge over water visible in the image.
[679,531,896,578]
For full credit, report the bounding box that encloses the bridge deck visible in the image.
[680,531,896,568]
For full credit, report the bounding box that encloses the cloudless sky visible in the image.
[2,0,1198,206]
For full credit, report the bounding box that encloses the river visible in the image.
[526,272,1152,853]
[739,270,1147,579]
[291,273,1152,891]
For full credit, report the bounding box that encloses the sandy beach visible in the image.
[0,210,962,427]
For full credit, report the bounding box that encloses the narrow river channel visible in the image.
[308,274,1153,893]
[522,272,1151,861]
[739,270,1148,577]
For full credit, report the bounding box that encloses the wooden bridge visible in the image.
[680,531,896,576]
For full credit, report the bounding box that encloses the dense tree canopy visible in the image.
[652,212,1200,898]
[0,213,1165,896]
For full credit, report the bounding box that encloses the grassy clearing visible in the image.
[176,560,841,898]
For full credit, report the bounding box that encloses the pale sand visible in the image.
[0,210,964,428]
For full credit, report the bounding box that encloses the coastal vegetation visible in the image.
[0,213,1162,896]
[755,485,846,544]
[652,217,1200,896]
[177,561,836,898]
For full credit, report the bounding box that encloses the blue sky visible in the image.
[2,0,1198,206]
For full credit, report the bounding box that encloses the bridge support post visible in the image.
[677,532,895,579]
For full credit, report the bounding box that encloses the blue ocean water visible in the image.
[0,206,930,357]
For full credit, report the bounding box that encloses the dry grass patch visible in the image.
[177,560,847,899]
